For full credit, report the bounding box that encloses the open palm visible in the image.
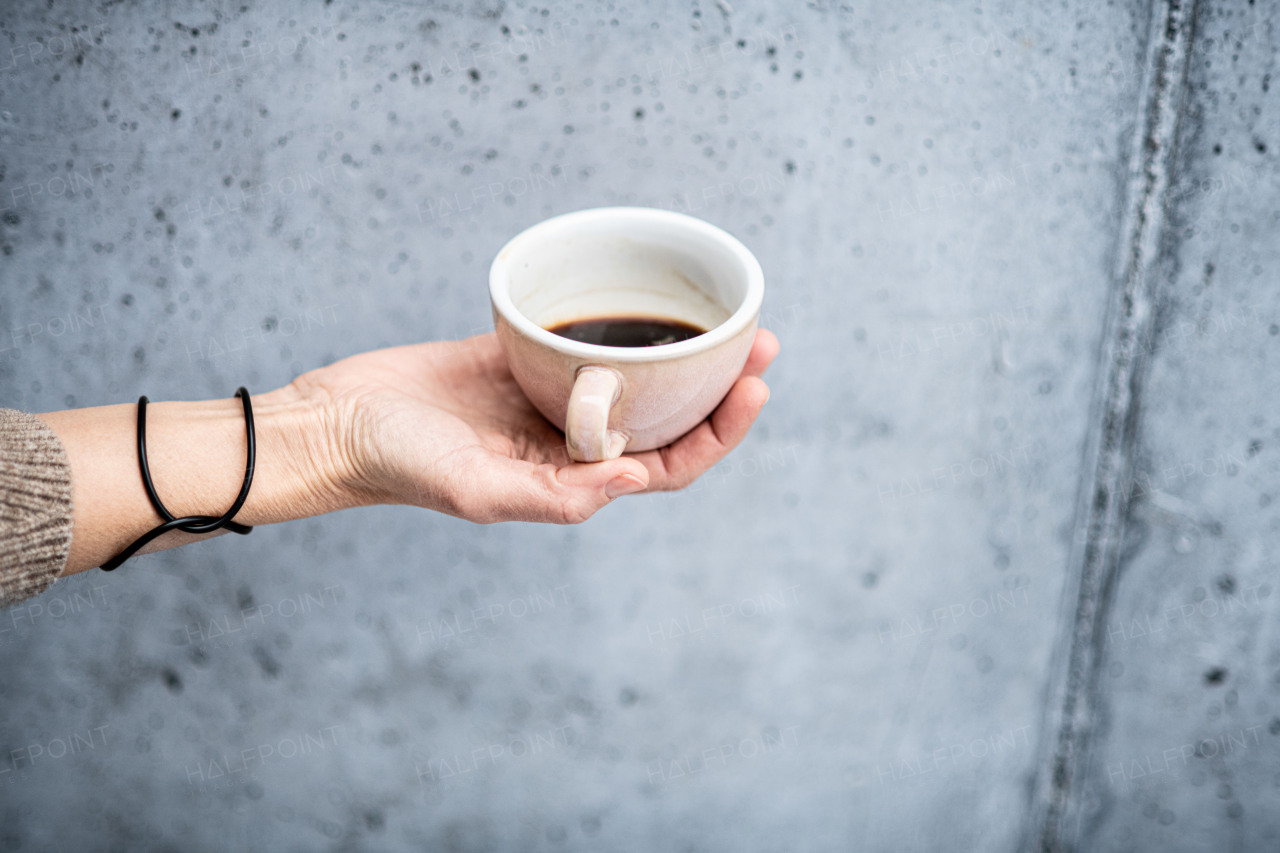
[293,330,779,524]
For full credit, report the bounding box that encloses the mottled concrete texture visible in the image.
[0,0,1276,851]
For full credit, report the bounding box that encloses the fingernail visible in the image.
[606,473,647,499]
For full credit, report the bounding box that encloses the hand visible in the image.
[295,329,780,524]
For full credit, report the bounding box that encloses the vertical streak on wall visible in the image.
[1022,1,1200,850]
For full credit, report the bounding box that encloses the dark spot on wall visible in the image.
[121,293,134,306]
[2,212,19,227]
[563,124,574,134]
[634,107,644,119]
[364,810,385,831]
[154,208,165,221]
[468,68,481,82]
[1247,439,1262,457]
[1255,140,1267,154]
[1216,574,1236,594]
[1204,666,1227,685]
[1269,718,1280,735]
[1052,757,1067,788]
[162,668,183,693]
[794,70,803,80]
[785,160,796,174]
[1212,143,1222,154]
[252,645,281,678]
[171,109,181,120]
[862,572,878,588]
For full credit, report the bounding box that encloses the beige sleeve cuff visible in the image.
[0,409,74,607]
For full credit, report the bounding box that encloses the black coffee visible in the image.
[546,316,707,347]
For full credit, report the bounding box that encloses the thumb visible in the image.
[457,453,650,524]
[550,457,650,523]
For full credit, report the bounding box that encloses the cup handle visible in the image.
[566,366,628,462]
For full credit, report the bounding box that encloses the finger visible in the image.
[742,328,781,378]
[631,374,770,491]
[457,452,651,525]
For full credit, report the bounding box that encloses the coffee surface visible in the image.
[546,316,707,347]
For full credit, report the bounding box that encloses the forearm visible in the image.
[37,384,353,576]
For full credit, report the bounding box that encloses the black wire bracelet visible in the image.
[100,387,256,572]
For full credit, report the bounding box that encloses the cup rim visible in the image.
[489,206,764,362]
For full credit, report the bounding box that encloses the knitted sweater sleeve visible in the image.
[0,409,73,606]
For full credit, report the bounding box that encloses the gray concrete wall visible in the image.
[0,0,1275,850]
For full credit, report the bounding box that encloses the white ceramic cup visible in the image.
[489,207,764,462]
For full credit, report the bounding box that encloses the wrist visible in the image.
[43,384,362,575]
[243,381,366,524]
